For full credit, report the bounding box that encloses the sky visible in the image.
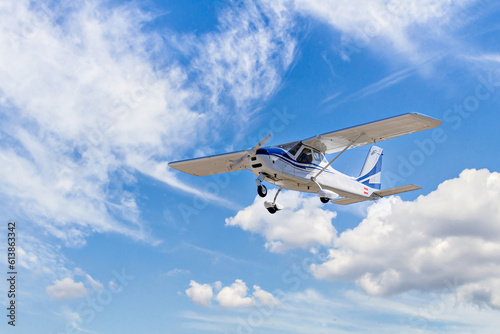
[1,0,500,333]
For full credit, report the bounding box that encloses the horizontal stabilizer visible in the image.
[330,197,371,205]
[373,184,422,197]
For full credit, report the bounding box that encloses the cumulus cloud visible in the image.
[253,285,279,306]
[46,278,88,300]
[186,281,214,307]
[311,169,500,309]
[182,286,500,333]
[458,278,500,309]
[216,279,255,308]
[225,189,337,252]
[186,279,278,308]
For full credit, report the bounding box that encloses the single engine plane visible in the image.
[169,113,442,213]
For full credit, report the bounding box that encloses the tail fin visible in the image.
[356,146,383,189]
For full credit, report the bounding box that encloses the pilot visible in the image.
[298,151,312,163]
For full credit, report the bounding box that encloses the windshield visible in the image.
[277,141,299,150]
[287,142,302,157]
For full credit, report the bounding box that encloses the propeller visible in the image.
[251,132,272,153]
[228,133,272,171]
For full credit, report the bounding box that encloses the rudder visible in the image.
[356,146,383,189]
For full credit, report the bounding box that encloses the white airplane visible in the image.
[169,113,442,214]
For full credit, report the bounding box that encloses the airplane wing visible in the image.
[168,150,250,176]
[302,113,442,154]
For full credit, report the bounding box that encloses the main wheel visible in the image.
[320,197,329,203]
[266,206,277,214]
[258,185,267,198]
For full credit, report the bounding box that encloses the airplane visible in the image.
[168,113,442,214]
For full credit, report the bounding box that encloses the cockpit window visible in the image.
[288,142,302,157]
[313,152,322,162]
[298,148,313,163]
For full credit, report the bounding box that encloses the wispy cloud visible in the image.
[325,66,416,110]
[0,0,298,249]
[185,0,297,121]
[293,0,476,62]
[322,54,444,110]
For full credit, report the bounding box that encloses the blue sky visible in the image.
[2,0,500,333]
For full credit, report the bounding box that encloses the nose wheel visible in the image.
[257,185,267,198]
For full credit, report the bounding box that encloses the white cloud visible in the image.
[165,268,191,277]
[59,307,84,332]
[186,0,296,119]
[311,169,500,309]
[225,189,337,252]
[17,234,71,278]
[216,279,255,308]
[458,278,500,309]
[46,278,88,300]
[74,267,104,292]
[0,0,298,248]
[182,287,500,333]
[186,280,214,307]
[293,0,475,60]
[186,279,277,308]
[253,285,279,306]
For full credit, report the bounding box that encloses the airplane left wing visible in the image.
[302,113,441,154]
[168,150,250,176]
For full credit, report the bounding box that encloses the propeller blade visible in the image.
[252,133,272,152]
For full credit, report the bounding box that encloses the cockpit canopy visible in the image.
[278,141,324,164]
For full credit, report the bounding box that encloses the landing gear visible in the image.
[256,173,267,198]
[264,187,283,214]
[267,206,277,214]
[257,185,267,198]
[318,189,338,204]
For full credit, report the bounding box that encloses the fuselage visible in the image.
[250,144,376,201]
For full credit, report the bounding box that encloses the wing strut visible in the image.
[311,133,364,181]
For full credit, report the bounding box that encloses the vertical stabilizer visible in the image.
[356,146,383,189]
